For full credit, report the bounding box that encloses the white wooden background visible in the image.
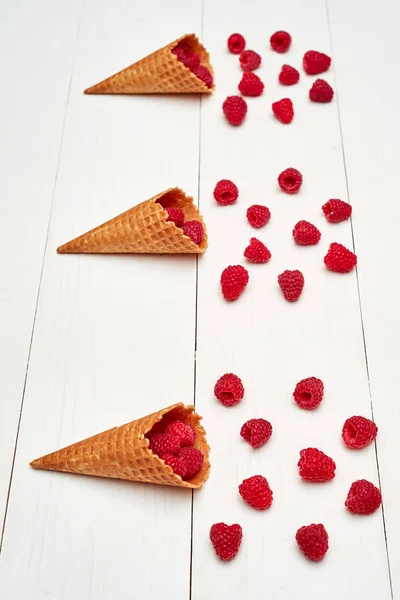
[0,0,398,598]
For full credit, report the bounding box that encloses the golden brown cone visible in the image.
[30,403,210,489]
[85,34,214,95]
[57,188,207,254]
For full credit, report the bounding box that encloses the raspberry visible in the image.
[345,479,382,515]
[149,433,181,457]
[179,447,204,479]
[310,79,334,103]
[223,96,248,126]
[183,52,201,70]
[278,270,304,302]
[210,523,243,561]
[293,220,321,245]
[192,65,213,88]
[238,72,264,97]
[298,448,336,482]
[214,373,244,407]
[163,453,187,478]
[239,475,273,510]
[324,242,357,273]
[322,199,352,223]
[220,265,249,301]
[240,419,273,448]
[293,377,324,410]
[342,416,378,449]
[182,220,204,245]
[296,524,329,561]
[213,179,239,206]
[246,204,271,228]
[172,47,186,62]
[165,207,184,227]
[278,167,303,194]
[239,50,261,71]
[272,98,294,124]
[166,420,196,447]
[228,33,246,54]
[244,238,271,264]
[279,64,300,85]
[270,31,292,53]
[303,50,331,75]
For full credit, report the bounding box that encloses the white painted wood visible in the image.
[192,0,391,598]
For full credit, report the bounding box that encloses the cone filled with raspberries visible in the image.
[57,188,207,254]
[30,403,210,489]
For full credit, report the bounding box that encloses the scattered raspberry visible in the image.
[293,220,321,245]
[239,475,273,510]
[220,265,249,301]
[322,199,352,223]
[293,377,324,410]
[213,179,239,205]
[228,33,246,55]
[279,64,300,85]
[172,46,186,62]
[310,79,334,103]
[298,448,336,482]
[165,207,184,227]
[192,65,213,88]
[244,238,271,264]
[214,373,244,407]
[272,98,294,124]
[345,479,382,515]
[324,242,357,273]
[342,416,378,449]
[303,50,331,75]
[239,49,261,71]
[163,453,187,478]
[278,270,304,302]
[166,420,196,447]
[149,433,181,457]
[210,523,243,561]
[296,524,329,561]
[183,52,201,70]
[246,204,271,228]
[240,419,273,448]
[182,220,204,245]
[238,72,264,97]
[179,447,204,479]
[223,96,248,125]
[278,167,303,194]
[270,31,292,53]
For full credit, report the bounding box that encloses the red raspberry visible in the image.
[293,377,324,410]
[149,433,181,457]
[227,33,246,55]
[165,207,184,227]
[298,448,336,482]
[322,199,352,223]
[214,373,244,407]
[342,416,378,449]
[166,420,196,447]
[240,419,273,448]
[183,52,201,70]
[162,453,187,478]
[172,47,186,62]
[279,64,300,85]
[310,79,334,103]
[182,220,204,245]
[239,50,261,71]
[192,65,213,88]
[220,265,249,301]
[213,179,239,205]
[293,220,321,245]
[246,204,271,228]
[238,72,264,97]
[210,523,243,561]
[278,270,304,302]
[270,31,292,53]
[324,242,357,273]
[278,167,303,194]
[223,96,248,125]
[345,479,382,515]
[296,524,329,561]
[303,50,331,75]
[272,98,294,124]
[239,475,273,510]
[244,238,271,264]
[179,447,204,479]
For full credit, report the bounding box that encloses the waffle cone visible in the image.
[30,403,210,489]
[85,34,214,95]
[57,188,207,254]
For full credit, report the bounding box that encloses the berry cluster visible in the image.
[164,207,204,245]
[172,40,213,88]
